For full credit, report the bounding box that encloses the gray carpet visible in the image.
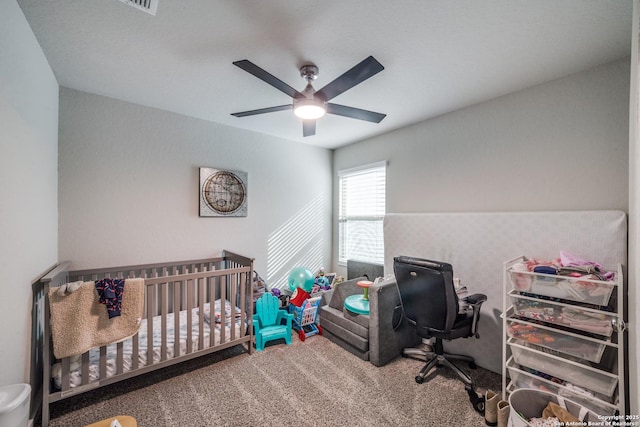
[47,336,500,426]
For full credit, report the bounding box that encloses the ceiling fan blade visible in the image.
[315,56,384,101]
[233,60,304,99]
[326,103,386,123]
[302,120,316,137]
[231,104,292,117]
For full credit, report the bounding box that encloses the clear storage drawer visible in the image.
[507,318,607,363]
[508,339,618,399]
[508,268,614,307]
[506,358,617,414]
[509,291,615,337]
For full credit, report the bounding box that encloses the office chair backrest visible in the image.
[393,256,458,335]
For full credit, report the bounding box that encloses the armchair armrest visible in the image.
[253,311,292,329]
[275,310,293,327]
[252,313,263,329]
[462,293,487,305]
[320,288,334,307]
[460,293,487,338]
[369,277,421,366]
[327,278,366,309]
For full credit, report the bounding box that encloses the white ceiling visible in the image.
[17,0,632,149]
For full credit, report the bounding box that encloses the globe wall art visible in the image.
[199,167,248,217]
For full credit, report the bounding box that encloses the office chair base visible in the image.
[407,351,485,414]
[402,348,477,370]
[408,353,474,386]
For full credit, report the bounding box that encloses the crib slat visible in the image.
[99,346,107,380]
[61,358,70,392]
[172,266,180,311]
[116,342,124,375]
[209,276,215,347]
[174,280,181,357]
[187,279,193,354]
[198,276,205,350]
[248,262,254,354]
[220,275,227,344]
[230,273,237,341]
[132,332,139,370]
[161,280,168,361]
[146,282,156,367]
[241,271,248,337]
[82,352,90,385]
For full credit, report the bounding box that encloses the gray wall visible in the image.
[0,1,59,387]
[333,57,633,407]
[58,88,333,290]
[333,58,630,274]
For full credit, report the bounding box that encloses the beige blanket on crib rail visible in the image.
[48,278,145,359]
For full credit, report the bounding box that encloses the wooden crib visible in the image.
[31,251,254,427]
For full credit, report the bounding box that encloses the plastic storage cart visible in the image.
[288,296,322,341]
[502,256,626,417]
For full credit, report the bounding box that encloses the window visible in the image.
[338,162,386,265]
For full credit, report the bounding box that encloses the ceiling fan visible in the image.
[231,56,386,137]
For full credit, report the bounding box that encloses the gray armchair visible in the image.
[319,276,420,366]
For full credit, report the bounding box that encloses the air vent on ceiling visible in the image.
[118,0,158,16]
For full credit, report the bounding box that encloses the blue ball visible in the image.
[288,267,315,292]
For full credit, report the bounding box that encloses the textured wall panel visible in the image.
[384,210,627,374]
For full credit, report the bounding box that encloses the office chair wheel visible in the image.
[415,376,425,384]
[465,384,485,415]
[472,398,485,414]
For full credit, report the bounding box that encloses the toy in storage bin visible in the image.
[507,261,615,307]
[503,255,625,418]
[288,296,322,341]
[508,389,600,427]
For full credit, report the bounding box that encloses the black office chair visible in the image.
[393,256,487,413]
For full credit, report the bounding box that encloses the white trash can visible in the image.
[508,389,600,427]
[0,383,31,427]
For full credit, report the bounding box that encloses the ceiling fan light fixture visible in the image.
[232,57,385,136]
[293,99,326,120]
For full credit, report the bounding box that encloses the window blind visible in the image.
[338,162,386,265]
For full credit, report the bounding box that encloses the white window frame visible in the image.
[338,161,386,266]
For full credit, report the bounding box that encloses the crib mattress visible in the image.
[51,299,243,389]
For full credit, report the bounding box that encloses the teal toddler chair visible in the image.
[253,293,293,351]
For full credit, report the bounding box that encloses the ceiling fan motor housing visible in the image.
[300,65,319,81]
